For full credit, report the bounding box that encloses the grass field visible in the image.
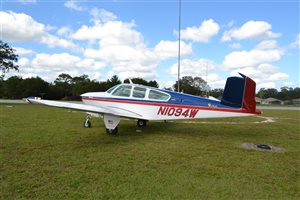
[1,104,299,199]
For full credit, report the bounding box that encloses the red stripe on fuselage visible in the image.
[82,97,260,114]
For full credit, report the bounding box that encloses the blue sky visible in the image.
[1,0,299,90]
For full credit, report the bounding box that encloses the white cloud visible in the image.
[75,16,195,80]
[289,33,300,48]
[154,40,192,60]
[282,82,294,87]
[84,44,159,80]
[72,21,144,48]
[228,43,241,49]
[18,58,30,67]
[208,79,227,89]
[257,82,276,89]
[227,20,235,28]
[18,0,36,3]
[257,63,279,73]
[64,0,86,12]
[0,11,78,50]
[158,80,175,89]
[41,34,78,50]
[255,40,278,50]
[0,11,45,42]
[14,47,35,55]
[222,20,281,42]
[118,71,158,80]
[91,72,102,80]
[57,26,73,36]
[167,58,225,88]
[222,49,282,69]
[168,58,217,77]
[230,64,289,89]
[31,53,106,70]
[31,53,81,69]
[90,8,117,24]
[267,73,289,81]
[16,53,107,81]
[180,19,220,42]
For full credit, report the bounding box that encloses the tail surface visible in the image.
[221,73,261,114]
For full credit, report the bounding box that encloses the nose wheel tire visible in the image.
[84,119,91,128]
[106,127,118,135]
[137,119,147,127]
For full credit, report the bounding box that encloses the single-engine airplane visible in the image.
[27,73,261,135]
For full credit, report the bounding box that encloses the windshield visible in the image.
[112,85,132,97]
[106,85,119,94]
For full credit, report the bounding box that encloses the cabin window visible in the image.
[112,85,132,97]
[106,85,119,94]
[149,90,170,101]
[133,87,146,98]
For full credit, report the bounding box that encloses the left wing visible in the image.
[27,97,140,118]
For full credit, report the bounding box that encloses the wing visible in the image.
[27,97,114,114]
[26,97,140,118]
[27,97,141,118]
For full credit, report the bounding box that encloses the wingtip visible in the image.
[26,96,42,104]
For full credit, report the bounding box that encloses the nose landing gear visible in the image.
[84,114,92,128]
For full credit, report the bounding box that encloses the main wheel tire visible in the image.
[106,127,118,135]
[84,120,91,128]
[137,119,147,127]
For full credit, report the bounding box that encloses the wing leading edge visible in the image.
[27,97,142,119]
[27,97,114,114]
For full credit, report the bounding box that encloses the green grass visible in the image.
[1,104,299,199]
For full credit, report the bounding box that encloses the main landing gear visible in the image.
[106,127,118,135]
[104,114,120,135]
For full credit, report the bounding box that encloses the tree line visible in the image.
[0,73,299,101]
[256,87,300,101]
[0,74,159,100]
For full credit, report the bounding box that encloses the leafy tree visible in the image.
[148,80,159,88]
[2,76,23,99]
[0,40,19,79]
[98,81,110,91]
[277,87,291,101]
[257,88,266,98]
[106,75,121,89]
[290,87,300,99]
[54,73,73,98]
[257,88,278,99]
[21,77,49,98]
[0,79,4,97]
[55,73,73,84]
[71,75,91,96]
[210,88,224,99]
[163,87,173,91]
[173,76,208,96]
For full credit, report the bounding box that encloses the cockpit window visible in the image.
[112,85,132,97]
[132,87,146,98]
[106,85,119,94]
[148,90,170,101]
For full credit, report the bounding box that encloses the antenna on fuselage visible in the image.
[177,0,181,92]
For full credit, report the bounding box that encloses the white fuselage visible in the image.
[81,91,255,121]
